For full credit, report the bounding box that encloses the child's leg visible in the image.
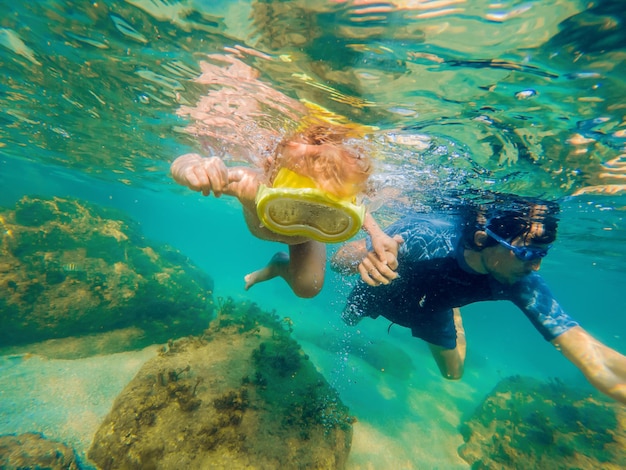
[244,252,289,291]
[244,241,326,298]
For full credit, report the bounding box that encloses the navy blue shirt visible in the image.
[346,215,579,348]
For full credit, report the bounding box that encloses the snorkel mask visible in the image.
[256,168,365,243]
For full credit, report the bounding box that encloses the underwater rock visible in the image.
[458,375,626,469]
[0,196,214,353]
[88,299,353,469]
[0,432,80,470]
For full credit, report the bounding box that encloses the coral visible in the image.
[0,196,215,356]
[458,375,626,469]
[88,300,353,469]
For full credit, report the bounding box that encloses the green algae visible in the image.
[0,195,214,355]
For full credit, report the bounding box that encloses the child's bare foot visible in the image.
[244,252,289,290]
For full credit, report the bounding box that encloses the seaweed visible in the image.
[20,282,45,304]
[156,364,203,412]
[252,335,302,378]
[14,199,57,227]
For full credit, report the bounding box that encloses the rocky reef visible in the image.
[459,375,626,469]
[88,298,354,469]
[0,196,214,353]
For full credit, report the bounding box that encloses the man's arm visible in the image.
[331,233,403,286]
[331,238,369,275]
[552,326,626,404]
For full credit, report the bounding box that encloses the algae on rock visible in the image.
[459,375,626,469]
[88,299,354,469]
[0,196,214,353]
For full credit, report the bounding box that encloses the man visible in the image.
[331,194,626,404]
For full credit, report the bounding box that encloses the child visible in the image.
[171,124,398,298]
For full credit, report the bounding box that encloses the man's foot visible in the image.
[244,252,289,290]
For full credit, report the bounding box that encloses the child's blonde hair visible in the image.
[270,124,372,200]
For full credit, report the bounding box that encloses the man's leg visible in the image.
[428,308,466,380]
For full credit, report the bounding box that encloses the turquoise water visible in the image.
[1,0,625,468]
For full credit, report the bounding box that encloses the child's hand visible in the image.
[170,153,230,197]
[358,234,404,286]
[371,232,403,266]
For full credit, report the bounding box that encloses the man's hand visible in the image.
[553,326,626,405]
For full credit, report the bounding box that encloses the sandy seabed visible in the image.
[0,348,475,469]
[0,284,577,469]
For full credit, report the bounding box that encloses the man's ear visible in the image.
[474,230,489,248]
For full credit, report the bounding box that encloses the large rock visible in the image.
[0,432,80,470]
[0,196,213,351]
[458,375,626,469]
[88,299,354,469]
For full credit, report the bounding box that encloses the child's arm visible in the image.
[356,212,404,285]
[170,153,261,204]
[362,212,402,263]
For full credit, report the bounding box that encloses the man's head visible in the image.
[462,193,560,284]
